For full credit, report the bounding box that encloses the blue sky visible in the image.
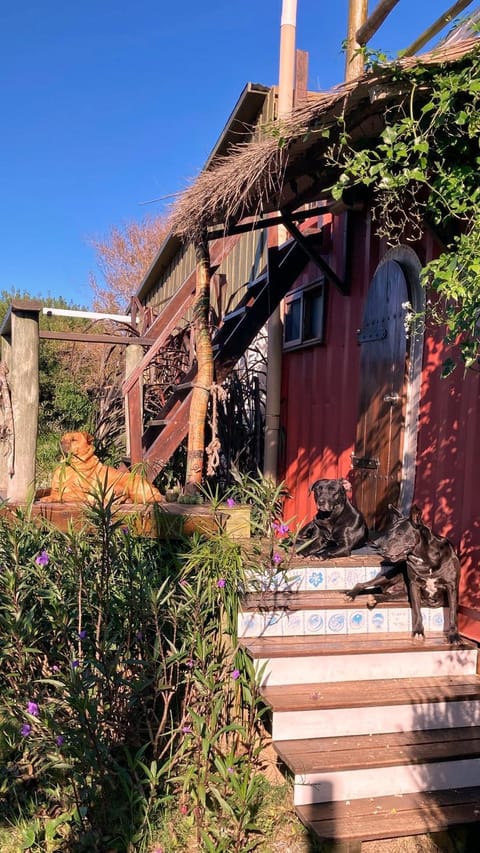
[1,1,474,307]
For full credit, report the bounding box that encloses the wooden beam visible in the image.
[282,214,348,294]
[402,0,474,56]
[39,330,155,346]
[207,204,328,241]
[356,0,401,46]
[294,49,309,107]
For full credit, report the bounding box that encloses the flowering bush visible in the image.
[0,491,267,851]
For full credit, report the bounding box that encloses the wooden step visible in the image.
[296,787,480,843]
[240,633,478,686]
[275,726,480,774]
[274,725,480,803]
[261,673,480,740]
[242,590,410,610]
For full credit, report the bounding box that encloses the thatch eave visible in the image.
[169,35,480,243]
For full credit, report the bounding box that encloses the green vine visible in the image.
[328,43,480,372]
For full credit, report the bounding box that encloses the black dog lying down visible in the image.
[297,478,368,559]
[346,505,460,645]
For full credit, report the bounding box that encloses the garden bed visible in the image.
[0,499,251,539]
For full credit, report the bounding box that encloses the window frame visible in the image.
[283,278,326,351]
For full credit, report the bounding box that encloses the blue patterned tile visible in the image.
[348,610,367,633]
[305,569,326,591]
[326,611,347,634]
[305,611,326,634]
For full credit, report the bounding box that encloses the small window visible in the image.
[284,281,325,349]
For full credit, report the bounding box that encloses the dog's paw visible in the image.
[447,630,461,646]
[411,631,425,644]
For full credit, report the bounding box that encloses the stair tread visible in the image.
[296,786,480,843]
[261,673,480,712]
[242,590,410,610]
[274,725,480,773]
[240,632,475,658]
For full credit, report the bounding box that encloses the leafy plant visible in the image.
[328,43,480,372]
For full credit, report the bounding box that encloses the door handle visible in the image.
[383,393,400,404]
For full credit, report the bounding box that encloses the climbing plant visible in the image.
[328,42,480,373]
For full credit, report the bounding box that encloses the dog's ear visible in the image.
[341,478,352,493]
[409,504,423,527]
[83,433,94,445]
[308,480,321,494]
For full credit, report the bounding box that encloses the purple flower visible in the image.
[56,735,65,747]
[231,669,240,680]
[20,723,32,737]
[51,665,60,673]
[272,551,282,565]
[186,659,194,668]
[71,660,79,670]
[26,701,39,717]
[273,521,289,537]
[226,498,236,508]
[182,725,192,734]
[121,526,129,535]
[78,630,87,640]
[227,766,234,774]
[35,550,49,566]
[216,577,226,588]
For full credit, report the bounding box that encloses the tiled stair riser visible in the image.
[246,564,382,593]
[238,606,447,638]
[293,758,480,805]
[271,699,480,741]
[255,648,478,686]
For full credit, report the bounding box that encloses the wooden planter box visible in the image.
[0,500,251,540]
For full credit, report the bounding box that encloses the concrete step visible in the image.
[261,674,480,740]
[240,633,478,686]
[238,590,447,637]
[274,726,480,804]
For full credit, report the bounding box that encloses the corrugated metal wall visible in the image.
[280,215,480,641]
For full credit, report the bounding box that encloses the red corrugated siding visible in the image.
[280,216,480,641]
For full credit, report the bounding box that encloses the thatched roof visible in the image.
[170,36,480,243]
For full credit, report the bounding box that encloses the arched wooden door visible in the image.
[352,260,409,530]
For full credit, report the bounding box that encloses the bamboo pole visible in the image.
[345,0,369,81]
[356,0,401,46]
[185,235,213,491]
[401,0,474,56]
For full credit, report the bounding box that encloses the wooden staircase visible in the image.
[239,555,480,848]
[124,229,326,474]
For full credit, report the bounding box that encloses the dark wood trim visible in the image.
[207,204,328,241]
[282,213,349,294]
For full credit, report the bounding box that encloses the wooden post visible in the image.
[0,301,41,503]
[345,0,369,82]
[125,344,144,464]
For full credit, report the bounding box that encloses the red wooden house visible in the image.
[127,35,480,642]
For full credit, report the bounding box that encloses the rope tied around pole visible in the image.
[206,382,227,477]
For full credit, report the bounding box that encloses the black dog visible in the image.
[346,505,460,645]
[296,478,368,559]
